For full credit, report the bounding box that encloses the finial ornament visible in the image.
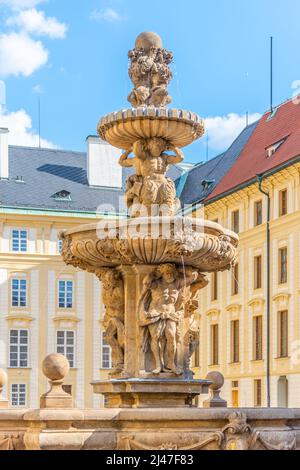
[128,32,173,108]
[40,354,73,409]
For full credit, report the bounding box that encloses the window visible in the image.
[58,239,63,254]
[232,210,239,234]
[232,263,239,296]
[211,273,218,301]
[194,341,200,368]
[231,320,240,363]
[56,331,75,368]
[254,200,263,226]
[11,384,26,407]
[279,189,288,216]
[266,139,285,158]
[278,310,288,358]
[232,381,239,407]
[12,230,27,253]
[58,280,73,309]
[254,256,262,289]
[210,324,219,365]
[279,247,288,284]
[11,279,27,307]
[101,332,112,369]
[52,190,72,201]
[9,330,28,368]
[253,316,263,361]
[254,379,262,407]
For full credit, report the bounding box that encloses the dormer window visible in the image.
[52,190,72,201]
[201,179,215,190]
[266,138,286,158]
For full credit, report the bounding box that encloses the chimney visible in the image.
[86,136,122,188]
[0,128,9,180]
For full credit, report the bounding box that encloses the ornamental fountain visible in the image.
[61,31,238,408]
[0,32,298,452]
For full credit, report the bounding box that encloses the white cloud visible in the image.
[0,108,56,148]
[7,8,67,39]
[205,113,261,151]
[0,0,45,10]
[0,32,48,77]
[90,7,122,23]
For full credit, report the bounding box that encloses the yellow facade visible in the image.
[193,161,300,408]
[0,209,111,409]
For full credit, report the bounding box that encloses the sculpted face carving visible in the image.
[96,268,125,376]
[119,137,184,217]
[139,263,207,376]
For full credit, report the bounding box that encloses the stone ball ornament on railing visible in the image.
[0,369,8,409]
[40,354,73,409]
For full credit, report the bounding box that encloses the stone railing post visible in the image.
[203,372,228,408]
[40,354,73,409]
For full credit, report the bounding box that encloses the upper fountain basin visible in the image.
[97,108,205,150]
[61,217,238,273]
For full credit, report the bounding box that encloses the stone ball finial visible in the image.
[135,32,163,51]
[42,354,70,382]
[206,371,225,391]
[0,369,7,389]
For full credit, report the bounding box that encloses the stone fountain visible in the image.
[61,32,238,409]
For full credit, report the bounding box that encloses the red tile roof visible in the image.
[205,98,300,202]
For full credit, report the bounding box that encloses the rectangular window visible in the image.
[232,210,240,234]
[254,200,263,226]
[254,255,262,289]
[56,331,75,368]
[231,320,240,363]
[279,247,288,284]
[58,239,63,254]
[211,272,218,301]
[9,330,28,368]
[279,189,288,216]
[194,341,200,368]
[11,279,27,307]
[254,379,262,407]
[278,310,288,358]
[210,324,219,365]
[232,263,239,296]
[58,280,73,309]
[253,316,263,361]
[12,230,27,253]
[101,332,112,369]
[11,384,26,407]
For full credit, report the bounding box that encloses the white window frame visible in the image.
[56,330,76,368]
[11,278,27,308]
[9,329,29,368]
[58,279,74,309]
[11,229,28,253]
[11,383,27,407]
[101,332,112,369]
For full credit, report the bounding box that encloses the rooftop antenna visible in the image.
[38,94,41,148]
[270,36,273,113]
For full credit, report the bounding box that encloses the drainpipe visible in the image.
[257,174,271,408]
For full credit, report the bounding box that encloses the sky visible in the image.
[0,0,300,163]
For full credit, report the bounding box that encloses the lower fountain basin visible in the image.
[61,217,238,273]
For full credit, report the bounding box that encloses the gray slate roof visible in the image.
[0,145,183,214]
[176,121,259,206]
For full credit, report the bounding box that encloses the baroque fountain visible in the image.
[0,32,297,452]
[61,31,238,408]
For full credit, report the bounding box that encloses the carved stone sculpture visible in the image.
[119,137,184,217]
[96,268,125,375]
[128,32,173,108]
[139,264,205,375]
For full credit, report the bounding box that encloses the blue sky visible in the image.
[1,0,300,162]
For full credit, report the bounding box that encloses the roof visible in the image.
[177,120,258,206]
[0,145,183,214]
[207,98,300,202]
